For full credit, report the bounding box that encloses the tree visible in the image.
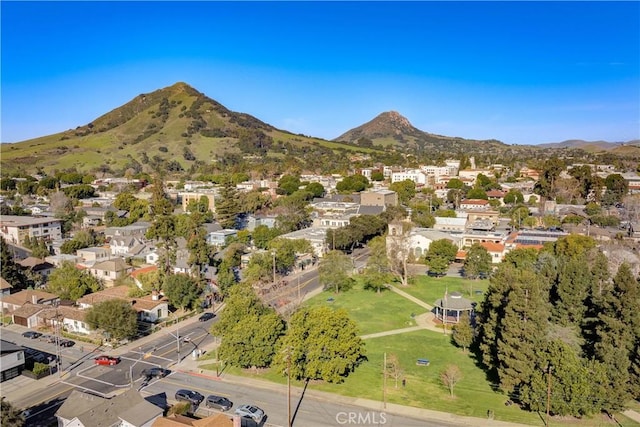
[113,192,138,211]
[602,174,628,206]
[85,299,138,341]
[440,364,463,397]
[336,174,370,193]
[1,397,24,427]
[463,243,491,280]
[318,250,354,293]
[213,282,268,337]
[585,262,640,410]
[386,222,413,287]
[428,239,458,262]
[362,236,392,293]
[162,274,203,310]
[503,189,524,205]
[477,262,550,394]
[385,353,404,389]
[466,188,487,200]
[46,261,102,301]
[217,311,285,368]
[0,237,29,291]
[519,340,601,417]
[452,312,473,352]
[426,255,449,276]
[273,306,365,383]
[305,182,325,198]
[389,180,416,205]
[216,178,241,229]
[278,175,301,195]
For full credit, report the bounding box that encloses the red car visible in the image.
[94,355,120,366]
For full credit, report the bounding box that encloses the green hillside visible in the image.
[0,82,369,176]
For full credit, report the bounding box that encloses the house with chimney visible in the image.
[0,289,59,317]
[56,388,164,427]
[76,286,168,322]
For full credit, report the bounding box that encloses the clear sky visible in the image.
[2,1,639,145]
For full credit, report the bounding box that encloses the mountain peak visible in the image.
[334,110,421,142]
[373,111,414,133]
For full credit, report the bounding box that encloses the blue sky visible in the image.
[2,1,639,145]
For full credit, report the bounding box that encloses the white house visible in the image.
[109,236,145,256]
[76,247,111,267]
[387,223,463,259]
[459,199,490,211]
[41,306,93,335]
[89,258,132,285]
[0,340,25,382]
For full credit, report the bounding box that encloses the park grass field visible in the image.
[303,283,425,335]
[202,277,640,426]
[404,274,491,306]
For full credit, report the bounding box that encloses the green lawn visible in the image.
[303,283,426,335]
[405,275,491,307]
[200,276,640,427]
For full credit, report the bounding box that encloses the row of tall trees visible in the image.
[476,235,640,416]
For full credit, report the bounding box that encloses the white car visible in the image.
[235,404,265,421]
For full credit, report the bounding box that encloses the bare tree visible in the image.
[386,221,413,287]
[440,364,463,397]
[385,353,404,388]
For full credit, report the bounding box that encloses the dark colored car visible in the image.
[59,339,75,347]
[141,367,170,379]
[22,331,42,339]
[175,389,204,406]
[199,312,215,322]
[205,395,232,411]
[94,355,120,366]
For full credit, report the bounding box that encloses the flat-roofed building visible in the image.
[0,215,63,245]
[360,189,398,207]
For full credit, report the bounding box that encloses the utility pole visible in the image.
[272,251,277,285]
[383,352,387,409]
[287,347,291,427]
[53,302,62,377]
[546,364,553,427]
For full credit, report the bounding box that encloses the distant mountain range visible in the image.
[1,82,638,175]
[537,139,640,152]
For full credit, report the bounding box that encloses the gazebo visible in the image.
[434,291,473,324]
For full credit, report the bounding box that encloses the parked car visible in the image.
[40,334,54,342]
[198,312,215,322]
[175,389,204,406]
[22,331,42,339]
[205,395,232,411]
[94,355,120,366]
[235,404,265,421]
[59,339,75,347]
[141,367,170,379]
